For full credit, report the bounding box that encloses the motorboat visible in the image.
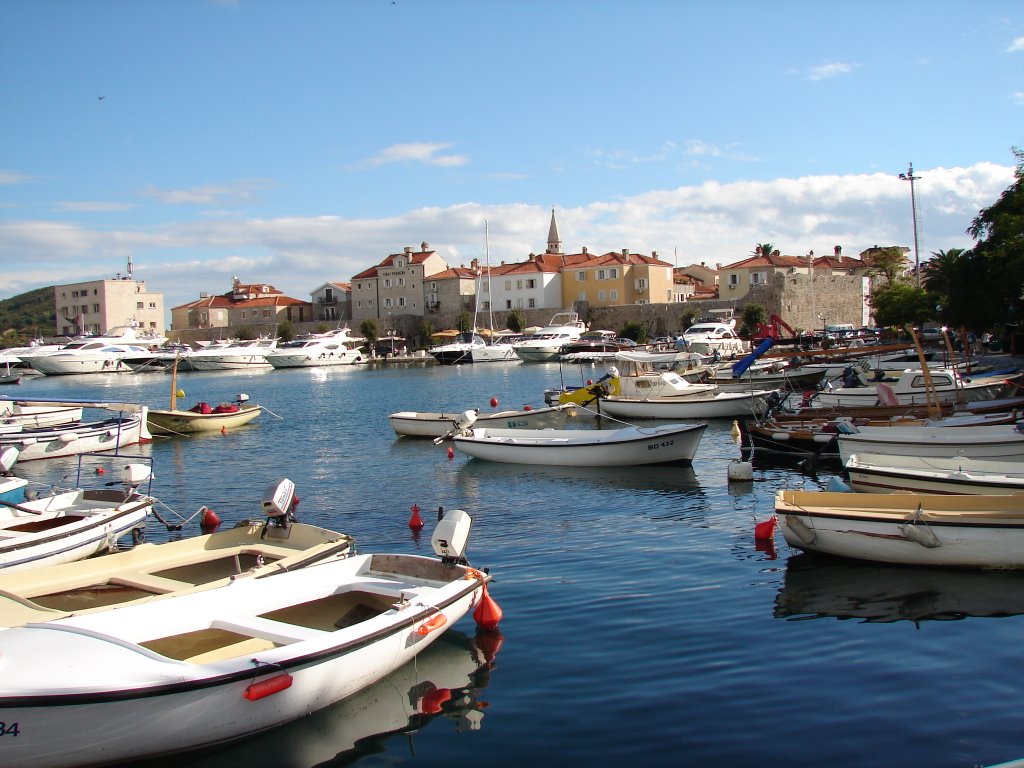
[0,398,151,461]
[0,449,155,572]
[0,479,355,629]
[681,321,747,358]
[809,367,1015,409]
[265,328,366,368]
[774,488,1024,568]
[557,331,633,363]
[513,311,587,362]
[187,337,279,371]
[0,446,28,505]
[147,358,263,436]
[443,413,707,466]
[836,423,1024,463]
[0,400,83,429]
[0,481,497,768]
[598,391,771,420]
[389,402,576,438]
[428,331,488,366]
[15,324,167,376]
[844,453,1024,495]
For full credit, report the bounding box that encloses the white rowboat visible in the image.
[844,453,1024,495]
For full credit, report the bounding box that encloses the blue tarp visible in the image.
[731,338,774,378]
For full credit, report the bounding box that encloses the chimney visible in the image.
[404,246,412,255]
[471,258,479,270]
[421,241,429,252]
[652,250,658,259]
[701,261,705,267]
[622,249,629,257]
[834,245,842,256]
[582,246,588,254]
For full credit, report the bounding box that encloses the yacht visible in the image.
[513,311,587,363]
[16,325,167,376]
[265,328,366,368]
[186,337,278,371]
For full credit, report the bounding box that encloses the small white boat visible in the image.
[447,416,707,466]
[0,482,496,768]
[844,453,1024,495]
[811,367,1012,408]
[598,389,772,420]
[837,423,1024,464]
[774,489,1024,568]
[389,403,576,438]
[0,400,83,429]
[0,407,150,461]
[265,328,366,368]
[0,451,155,573]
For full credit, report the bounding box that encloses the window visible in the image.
[137,301,144,309]
[578,291,587,301]
[430,282,437,290]
[516,298,524,308]
[357,283,362,290]
[241,311,246,319]
[384,298,393,308]
[610,289,618,301]
[357,300,363,309]
[93,304,99,312]
[634,278,648,291]
[597,269,606,280]
[149,302,156,308]
[398,297,407,307]
[263,309,270,317]
[384,279,392,288]
[395,258,404,268]
[750,272,765,285]
[576,271,586,282]
[368,299,374,307]
[72,290,79,298]
[609,268,618,279]
[728,274,739,287]
[505,300,512,309]
[528,298,536,308]
[526,278,536,289]
[504,280,512,290]
[81,306,89,315]
[598,290,606,301]
[516,279,523,290]
[398,278,406,287]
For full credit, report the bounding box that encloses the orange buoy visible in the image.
[586,378,593,386]
[447,445,454,460]
[243,673,293,701]
[220,425,227,435]
[754,515,777,541]
[473,585,503,630]
[416,613,447,635]
[200,506,221,533]
[420,686,452,714]
[95,467,105,475]
[409,503,424,530]
[489,396,498,407]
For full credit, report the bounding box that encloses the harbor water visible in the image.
[8,361,1024,768]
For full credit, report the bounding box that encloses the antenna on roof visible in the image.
[127,253,134,280]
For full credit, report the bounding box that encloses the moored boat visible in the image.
[389,403,576,438]
[844,453,1024,495]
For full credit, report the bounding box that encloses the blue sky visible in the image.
[1,0,1021,320]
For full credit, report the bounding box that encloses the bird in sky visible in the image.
[98,95,105,100]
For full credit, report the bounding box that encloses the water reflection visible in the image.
[125,629,501,768]
[775,553,1024,623]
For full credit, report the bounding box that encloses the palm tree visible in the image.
[753,243,775,258]
[921,248,966,296]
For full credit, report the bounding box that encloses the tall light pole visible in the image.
[899,162,922,288]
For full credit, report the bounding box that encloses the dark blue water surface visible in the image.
[9,362,1024,768]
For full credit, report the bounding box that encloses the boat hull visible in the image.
[844,453,1024,495]
[837,425,1024,463]
[389,404,575,438]
[599,392,770,420]
[0,412,149,461]
[451,422,706,466]
[147,405,263,435]
[775,489,1024,568]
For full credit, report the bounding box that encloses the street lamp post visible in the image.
[899,162,922,288]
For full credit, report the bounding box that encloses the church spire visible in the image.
[546,207,561,255]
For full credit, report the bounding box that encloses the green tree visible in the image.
[416,318,435,348]
[863,246,909,283]
[358,318,379,346]
[234,325,256,340]
[619,320,647,343]
[921,248,966,297]
[868,282,932,329]
[507,308,526,333]
[456,312,474,333]
[679,307,699,331]
[966,146,1024,327]
[739,303,767,337]
[315,322,330,334]
[276,320,295,343]
[753,243,776,258]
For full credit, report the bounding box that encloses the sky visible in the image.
[1,0,1022,323]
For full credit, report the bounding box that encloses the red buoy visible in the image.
[409,503,424,530]
[523,404,532,411]
[420,686,452,714]
[243,673,293,701]
[754,515,777,541]
[586,378,593,386]
[220,425,227,435]
[447,445,454,460]
[473,585,503,630]
[200,506,221,533]
[489,396,498,407]
[95,467,105,475]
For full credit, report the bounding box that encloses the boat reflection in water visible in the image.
[127,629,502,768]
[774,553,1024,624]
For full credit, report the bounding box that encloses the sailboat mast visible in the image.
[484,220,496,334]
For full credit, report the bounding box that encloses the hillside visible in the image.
[0,286,56,345]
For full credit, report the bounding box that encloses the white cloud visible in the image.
[57,201,136,213]
[0,163,1014,312]
[0,170,32,185]
[1007,36,1024,52]
[808,62,855,81]
[141,179,273,206]
[358,143,469,168]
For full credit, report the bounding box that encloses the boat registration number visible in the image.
[647,440,675,450]
[503,419,529,428]
[0,721,19,737]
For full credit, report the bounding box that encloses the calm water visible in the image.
[8,362,1024,768]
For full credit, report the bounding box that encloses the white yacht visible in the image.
[16,325,167,376]
[186,337,278,371]
[513,311,586,363]
[265,328,366,368]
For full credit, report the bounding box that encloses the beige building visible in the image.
[54,274,165,338]
[170,278,312,330]
[350,243,449,324]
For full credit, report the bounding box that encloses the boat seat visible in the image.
[109,573,195,594]
[213,616,331,646]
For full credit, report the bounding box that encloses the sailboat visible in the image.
[428,222,520,365]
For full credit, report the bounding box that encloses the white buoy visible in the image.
[727,459,753,481]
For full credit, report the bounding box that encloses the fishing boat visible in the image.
[774,489,1024,568]
[146,356,263,435]
[844,453,1024,495]
[389,402,576,438]
[809,367,1013,408]
[598,388,772,420]
[0,482,497,768]
[0,451,155,573]
[445,415,707,466]
[836,423,1024,464]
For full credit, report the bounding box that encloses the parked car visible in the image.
[918,327,945,341]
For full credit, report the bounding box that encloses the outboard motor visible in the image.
[0,446,19,477]
[261,477,297,536]
[431,508,473,566]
